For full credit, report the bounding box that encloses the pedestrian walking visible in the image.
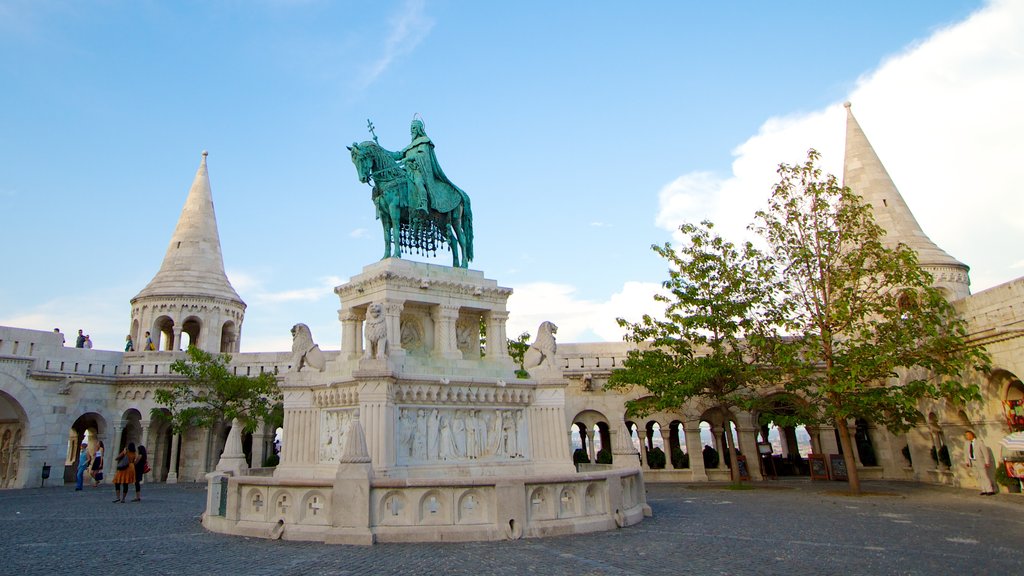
[112,443,137,503]
[74,440,90,491]
[90,441,104,487]
[965,431,996,495]
[132,445,148,502]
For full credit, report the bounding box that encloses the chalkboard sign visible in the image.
[829,454,848,481]
[808,454,829,480]
[737,455,751,481]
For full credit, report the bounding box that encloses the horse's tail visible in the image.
[462,191,474,262]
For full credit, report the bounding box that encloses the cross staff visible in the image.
[367,118,379,144]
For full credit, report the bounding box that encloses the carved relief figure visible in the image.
[290,323,326,372]
[394,407,528,464]
[400,318,424,354]
[414,409,428,460]
[427,409,440,460]
[399,409,416,458]
[319,410,353,463]
[456,319,476,355]
[523,321,558,370]
[363,303,389,360]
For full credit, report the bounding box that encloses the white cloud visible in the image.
[656,0,1024,293]
[357,0,435,89]
[507,281,664,343]
[349,227,369,239]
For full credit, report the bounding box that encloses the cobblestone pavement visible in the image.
[2,480,1022,575]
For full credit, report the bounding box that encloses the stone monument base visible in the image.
[201,467,648,544]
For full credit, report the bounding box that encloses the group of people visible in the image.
[54,328,93,348]
[124,331,156,352]
[75,440,149,502]
[75,329,93,348]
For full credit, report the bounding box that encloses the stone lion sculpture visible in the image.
[363,303,389,360]
[523,321,558,370]
[290,323,325,372]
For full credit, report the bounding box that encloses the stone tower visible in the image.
[129,151,246,353]
[842,102,971,300]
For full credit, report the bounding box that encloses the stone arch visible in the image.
[148,408,174,482]
[154,315,175,351]
[752,393,815,476]
[528,485,554,521]
[456,489,487,524]
[584,482,604,514]
[379,490,409,525]
[300,490,329,525]
[220,320,239,354]
[130,319,141,350]
[180,315,202,350]
[570,409,609,465]
[271,489,293,522]
[0,389,30,490]
[120,408,143,450]
[557,485,579,518]
[990,369,1024,421]
[417,489,449,524]
[67,411,108,484]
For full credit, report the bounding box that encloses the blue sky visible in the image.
[2,0,1022,353]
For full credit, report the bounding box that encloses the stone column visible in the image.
[848,419,865,468]
[658,426,670,469]
[431,304,461,360]
[710,424,725,469]
[818,425,841,455]
[638,435,649,470]
[585,428,596,463]
[383,300,405,358]
[251,423,269,469]
[737,426,764,481]
[172,327,183,351]
[166,433,180,484]
[485,310,510,359]
[359,379,395,471]
[339,309,363,360]
[106,424,121,479]
[684,421,708,481]
[139,420,151,453]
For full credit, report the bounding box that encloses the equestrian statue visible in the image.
[348,117,474,268]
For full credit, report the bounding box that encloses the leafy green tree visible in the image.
[606,220,779,483]
[153,347,282,436]
[752,149,989,494]
[508,331,532,378]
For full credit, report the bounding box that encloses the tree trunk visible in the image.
[725,424,741,484]
[835,418,861,494]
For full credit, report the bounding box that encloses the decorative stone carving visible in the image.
[523,321,558,370]
[400,318,425,354]
[363,303,389,360]
[320,409,355,463]
[396,406,526,464]
[290,323,325,372]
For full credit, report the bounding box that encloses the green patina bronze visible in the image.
[348,117,474,268]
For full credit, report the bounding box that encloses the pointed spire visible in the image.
[842,103,970,297]
[134,151,243,303]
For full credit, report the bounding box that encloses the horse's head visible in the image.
[348,140,377,184]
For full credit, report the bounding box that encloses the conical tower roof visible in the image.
[842,102,966,269]
[133,151,244,304]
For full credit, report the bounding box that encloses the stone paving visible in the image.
[1,479,1022,575]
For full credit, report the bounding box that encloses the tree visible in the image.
[752,149,989,494]
[508,331,532,378]
[606,220,779,483]
[153,347,283,436]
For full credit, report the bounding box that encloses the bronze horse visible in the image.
[349,140,474,268]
